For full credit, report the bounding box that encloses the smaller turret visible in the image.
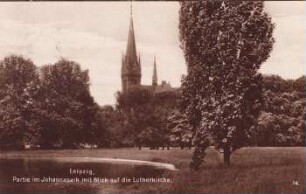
[152,56,158,87]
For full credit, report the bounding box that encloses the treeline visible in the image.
[103,87,193,149]
[255,75,305,146]
[102,75,305,149]
[0,55,191,150]
[0,55,106,149]
[0,55,304,150]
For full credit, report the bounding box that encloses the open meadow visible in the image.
[0,147,304,193]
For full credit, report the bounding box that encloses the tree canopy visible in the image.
[179,1,274,168]
[0,56,103,149]
[39,59,98,148]
[0,55,41,148]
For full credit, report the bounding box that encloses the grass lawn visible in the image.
[0,147,304,193]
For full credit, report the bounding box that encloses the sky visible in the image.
[0,1,305,105]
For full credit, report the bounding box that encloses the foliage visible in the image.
[179,1,274,168]
[0,55,41,149]
[116,87,154,148]
[254,75,305,146]
[97,105,132,148]
[116,88,184,149]
[139,126,165,149]
[167,110,193,149]
[139,105,172,149]
[39,59,98,148]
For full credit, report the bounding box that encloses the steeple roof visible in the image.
[126,11,137,58]
[121,5,141,78]
[152,56,158,86]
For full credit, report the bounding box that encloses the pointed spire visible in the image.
[152,56,158,87]
[126,3,137,58]
[121,2,141,93]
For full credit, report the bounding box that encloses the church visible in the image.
[121,7,175,94]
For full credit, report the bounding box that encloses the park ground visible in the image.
[0,147,305,193]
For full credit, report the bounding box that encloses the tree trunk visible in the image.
[180,141,184,149]
[223,145,231,166]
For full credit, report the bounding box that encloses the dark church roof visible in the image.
[154,81,176,94]
[140,81,176,94]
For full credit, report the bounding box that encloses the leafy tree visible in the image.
[255,75,305,147]
[139,126,165,149]
[139,105,172,150]
[116,87,154,148]
[116,89,182,149]
[179,1,274,168]
[262,75,292,93]
[39,59,97,148]
[95,105,119,147]
[100,106,133,148]
[167,110,193,149]
[0,55,41,149]
[293,76,305,94]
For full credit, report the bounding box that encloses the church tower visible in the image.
[121,5,141,93]
[152,56,158,87]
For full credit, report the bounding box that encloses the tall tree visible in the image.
[179,1,274,168]
[39,59,97,148]
[0,55,41,149]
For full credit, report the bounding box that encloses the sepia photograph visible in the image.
[0,1,305,193]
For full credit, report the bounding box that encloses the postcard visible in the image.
[0,1,305,193]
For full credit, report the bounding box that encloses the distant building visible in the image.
[121,6,175,94]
